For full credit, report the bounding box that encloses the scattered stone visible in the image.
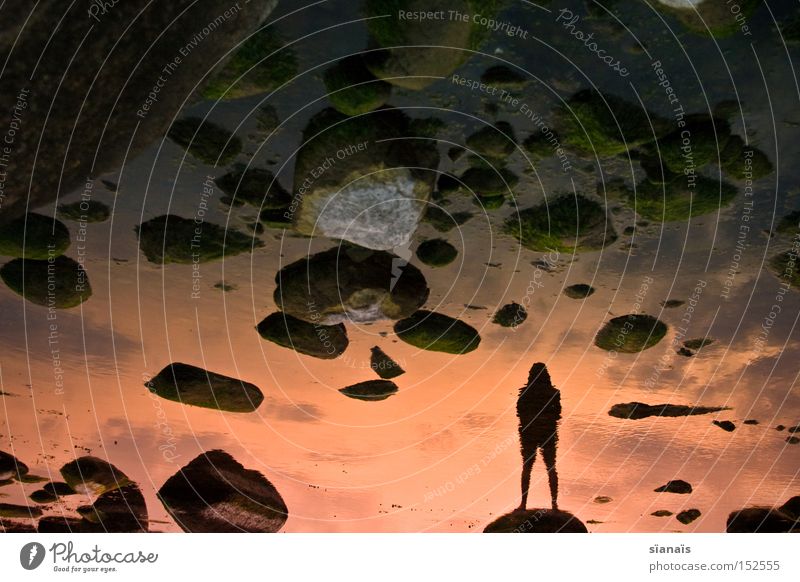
[787,436,800,445]
[480,65,526,89]
[58,200,111,223]
[394,310,481,354]
[0,451,29,481]
[29,490,57,504]
[594,314,668,353]
[214,166,292,208]
[465,121,517,159]
[593,496,613,504]
[416,239,458,267]
[743,419,759,425]
[158,450,288,532]
[60,457,131,496]
[370,347,405,379]
[339,379,399,401]
[484,509,588,533]
[257,312,348,359]
[136,215,261,264]
[564,284,595,299]
[713,420,736,432]
[423,207,473,232]
[676,509,701,525]
[0,213,71,259]
[651,510,673,517]
[43,482,76,497]
[146,363,264,413]
[77,483,148,532]
[323,55,392,116]
[684,338,715,350]
[776,425,786,431]
[1,256,92,309]
[492,302,527,328]
[609,402,728,420]
[167,117,242,165]
[654,480,693,494]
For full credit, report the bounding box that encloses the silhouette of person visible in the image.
[516,362,561,511]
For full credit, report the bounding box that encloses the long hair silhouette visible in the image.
[516,362,561,510]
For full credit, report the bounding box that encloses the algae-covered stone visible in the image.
[0,503,42,518]
[394,310,480,354]
[291,107,439,250]
[720,136,773,179]
[484,509,588,533]
[77,483,148,532]
[259,208,293,229]
[557,89,669,156]
[504,194,617,253]
[136,214,261,264]
[167,117,242,165]
[416,239,458,267]
[257,312,349,359]
[363,0,498,90]
[274,246,429,324]
[370,346,405,379]
[564,284,595,299]
[768,251,800,287]
[465,121,517,159]
[214,166,292,209]
[619,175,738,222]
[60,457,130,496]
[323,55,392,116]
[480,65,526,89]
[146,363,264,413]
[202,27,297,101]
[58,200,111,223]
[776,210,800,235]
[683,337,715,350]
[523,132,559,159]
[158,450,288,533]
[339,379,399,401]
[423,207,473,232]
[460,167,519,198]
[594,314,667,353]
[608,402,728,420]
[654,115,731,174]
[29,489,58,503]
[1,256,91,309]
[492,302,527,328]
[0,213,70,259]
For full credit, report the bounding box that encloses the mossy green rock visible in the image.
[655,116,732,173]
[720,136,773,179]
[0,213,70,259]
[423,207,473,232]
[617,175,738,222]
[274,246,429,324]
[214,166,292,209]
[323,55,392,116]
[136,214,261,264]
[259,208,293,229]
[492,302,527,328]
[394,310,480,354]
[504,194,617,253]
[158,450,287,533]
[202,27,297,100]
[416,239,458,267]
[564,284,595,299]
[58,200,111,223]
[594,314,667,353]
[146,363,264,413]
[557,89,668,156]
[776,210,800,235]
[465,121,517,159]
[60,457,131,496]
[1,256,91,309]
[460,167,519,198]
[167,117,242,165]
[339,379,399,401]
[257,312,349,359]
[363,0,498,90]
[0,503,42,518]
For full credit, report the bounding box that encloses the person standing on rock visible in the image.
[517,362,561,511]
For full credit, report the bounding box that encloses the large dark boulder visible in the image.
[484,509,588,533]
